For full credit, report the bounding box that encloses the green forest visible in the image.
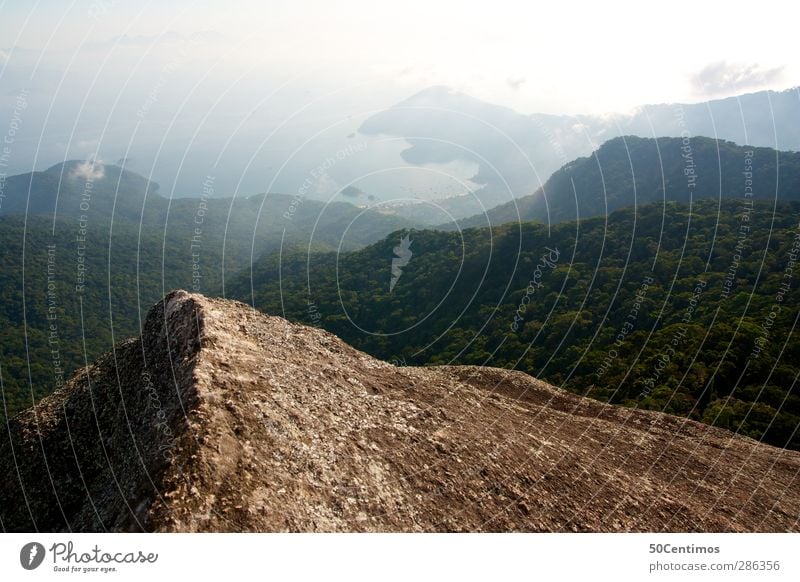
[2,146,800,452]
[457,135,800,228]
[231,199,800,449]
[0,160,414,425]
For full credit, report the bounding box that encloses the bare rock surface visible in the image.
[2,290,799,532]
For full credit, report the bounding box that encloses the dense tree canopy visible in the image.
[3,148,800,453]
[456,136,800,228]
[231,199,800,449]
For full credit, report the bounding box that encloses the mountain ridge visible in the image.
[0,159,417,251]
[360,86,800,217]
[452,135,800,228]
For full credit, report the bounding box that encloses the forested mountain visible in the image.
[0,160,417,255]
[360,86,800,218]
[5,153,800,452]
[0,215,203,422]
[231,199,800,449]
[0,162,419,424]
[455,136,800,228]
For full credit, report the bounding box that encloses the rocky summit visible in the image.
[1,291,798,532]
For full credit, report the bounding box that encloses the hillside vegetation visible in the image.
[233,199,800,449]
[456,136,800,228]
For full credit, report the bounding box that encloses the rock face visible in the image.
[2,290,799,532]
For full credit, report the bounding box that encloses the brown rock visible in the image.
[1,290,798,532]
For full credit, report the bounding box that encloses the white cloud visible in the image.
[506,76,526,91]
[314,172,339,197]
[70,160,105,182]
[691,61,785,96]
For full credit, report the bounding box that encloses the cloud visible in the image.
[0,49,9,63]
[691,61,785,96]
[314,172,339,197]
[506,76,526,90]
[70,160,105,182]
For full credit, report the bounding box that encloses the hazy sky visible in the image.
[1,0,795,113]
[0,0,796,198]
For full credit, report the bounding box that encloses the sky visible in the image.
[0,0,796,197]
[2,0,795,112]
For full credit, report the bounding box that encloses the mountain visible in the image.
[0,160,417,253]
[232,199,800,450]
[2,290,798,532]
[455,136,800,228]
[0,160,160,221]
[360,86,800,218]
[0,162,419,426]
